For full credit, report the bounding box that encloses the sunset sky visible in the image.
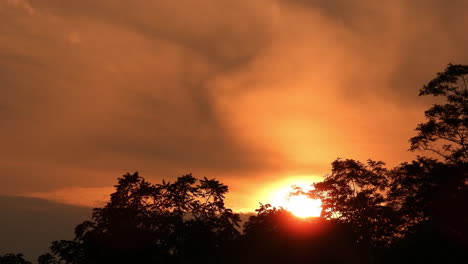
[2,0,468,215]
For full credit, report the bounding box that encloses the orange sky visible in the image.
[1,0,468,212]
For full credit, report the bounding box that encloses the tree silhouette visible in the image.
[46,172,240,264]
[388,158,468,262]
[409,64,468,163]
[305,65,468,254]
[389,64,468,261]
[309,159,397,247]
[0,253,31,264]
[232,204,369,264]
[37,253,57,264]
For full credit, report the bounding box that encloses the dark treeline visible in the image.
[1,64,467,264]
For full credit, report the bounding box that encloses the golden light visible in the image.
[286,195,322,218]
[269,181,322,218]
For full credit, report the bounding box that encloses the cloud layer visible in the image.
[1,0,468,210]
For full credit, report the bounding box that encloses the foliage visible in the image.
[388,158,468,244]
[242,204,291,235]
[0,254,31,264]
[384,158,468,263]
[37,254,57,264]
[47,172,240,264]
[236,204,369,264]
[409,64,468,163]
[310,159,397,246]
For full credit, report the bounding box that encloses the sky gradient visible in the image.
[2,0,468,213]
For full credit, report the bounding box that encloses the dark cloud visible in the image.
[0,196,90,261]
[31,0,273,66]
[281,0,366,25]
[279,0,468,104]
[0,0,280,195]
[0,195,255,261]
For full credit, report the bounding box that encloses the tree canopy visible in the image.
[409,64,468,163]
[43,173,240,264]
[310,159,398,247]
[0,254,31,264]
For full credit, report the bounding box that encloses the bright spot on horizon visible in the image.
[269,182,322,218]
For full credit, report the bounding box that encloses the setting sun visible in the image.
[270,182,322,218]
[286,195,322,218]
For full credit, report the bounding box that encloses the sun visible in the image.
[270,182,322,218]
[286,195,322,218]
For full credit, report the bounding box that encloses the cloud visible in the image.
[0,0,278,194]
[0,0,467,209]
[0,195,256,260]
[23,186,112,208]
[0,196,90,260]
[3,0,36,15]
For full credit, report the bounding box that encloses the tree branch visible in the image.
[422,145,451,160]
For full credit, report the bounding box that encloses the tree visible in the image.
[388,158,444,231]
[47,172,240,264]
[0,253,31,264]
[235,204,368,264]
[388,157,468,253]
[409,64,468,163]
[389,64,468,260]
[309,159,398,246]
[37,254,57,264]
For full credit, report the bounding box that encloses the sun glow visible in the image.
[270,182,322,218]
